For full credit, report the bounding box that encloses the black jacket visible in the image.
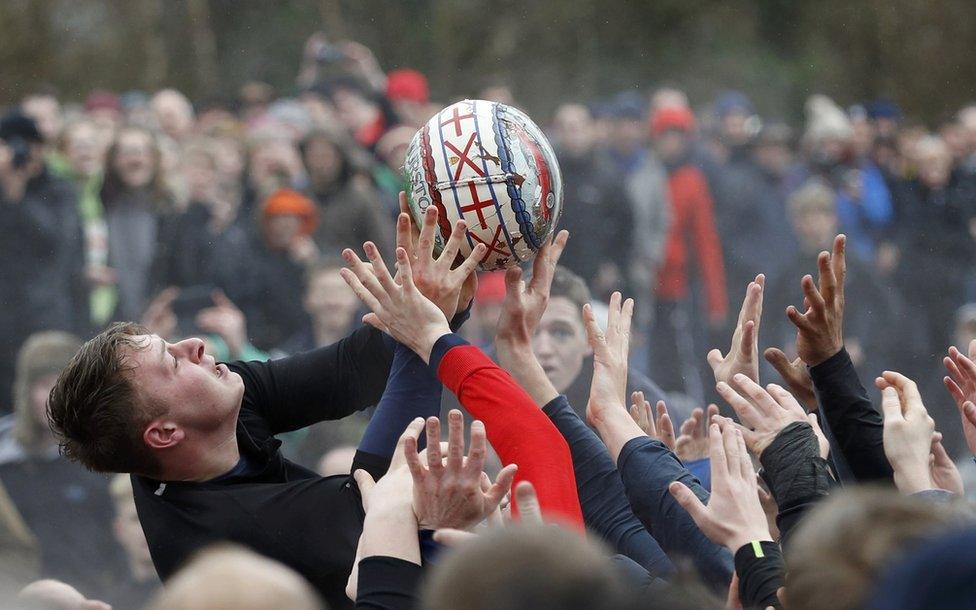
[132,324,393,609]
[553,149,634,292]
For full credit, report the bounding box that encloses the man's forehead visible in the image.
[119,334,158,367]
[542,298,584,326]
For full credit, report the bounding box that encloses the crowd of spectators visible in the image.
[4,31,976,609]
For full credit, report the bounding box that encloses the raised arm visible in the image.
[669,418,783,609]
[242,199,482,436]
[351,414,515,609]
[490,233,673,576]
[355,201,483,478]
[714,375,833,549]
[339,234,583,528]
[584,293,733,586]
[785,234,894,483]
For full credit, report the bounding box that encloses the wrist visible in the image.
[807,344,844,367]
[893,466,935,495]
[494,338,532,362]
[368,500,417,522]
[727,532,774,554]
[415,324,452,363]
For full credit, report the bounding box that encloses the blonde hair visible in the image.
[786,487,974,610]
[147,544,323,610]
[788,178,836,218]
[13,331,82,451]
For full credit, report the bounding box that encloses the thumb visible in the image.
[706,348,724,370]
[514,480,543,524]
[931,438,952,466]
[668,481,709,525]
[353,469,375,498]
[964,402,976,428]
[763,347,792,377]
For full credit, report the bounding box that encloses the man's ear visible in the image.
[143,421,185,451]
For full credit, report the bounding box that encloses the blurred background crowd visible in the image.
[4,1,976,606]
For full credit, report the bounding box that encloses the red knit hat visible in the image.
[475,271,507,304]
[650,106,696,136]
[262,189,318,236]
[85,90,121,113]
[386,69,430,104]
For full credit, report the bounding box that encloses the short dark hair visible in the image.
[47,322,164,477]
[549,266,592,312]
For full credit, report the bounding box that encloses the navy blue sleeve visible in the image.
[542,395,675,578]
[356,341,444,469]
[428,333,469,371]
[617,436,734,588]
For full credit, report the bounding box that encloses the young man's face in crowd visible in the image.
[332,88,378,132]
[916,143,952,189]
[64,121,102,179]
[611,118,645,155]
[654,130,689,164]
[22,94,62,143]
[753,141,792,178]
[264,215,304,250]
[304,268,360,331]
[553,104,595,157]
[720,111,751,147]
[532,297,591,393]
[303,136,343,185]
[125,335,244,445]
[114,129,156,189]
[792,205,838,254]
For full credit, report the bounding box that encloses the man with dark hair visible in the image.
[47,205,482,609]
[47,315,392,609]
[534,266,684,424]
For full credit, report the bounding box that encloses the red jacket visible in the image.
[656,164,728,320]
[437,343,585,529]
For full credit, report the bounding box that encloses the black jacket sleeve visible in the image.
[734,541,784,609]
[809,348,894,483]
[356,556,422,610]
[231,325,393,434]
[759,422,834,549]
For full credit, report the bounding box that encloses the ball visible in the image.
[403,99,563,271]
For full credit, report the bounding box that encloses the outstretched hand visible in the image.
[708,275,764,388]
[406,410,518,530]
[584,293,635,428]
[786,234,846,366]
[764,347,818,411]
[431,481,544,547]
[340,240,450,361]
[675,404,721,462]
[716,374,816,458]
[669,418,772,553]
[629,391,675,450]
[930,432,964,495]
[495,230,570,346]
[877,371,936,494]
[942,341,976,457]
[396,193,486,320]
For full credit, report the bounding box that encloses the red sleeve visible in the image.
[436,345,584,530]
[688,170,728,319]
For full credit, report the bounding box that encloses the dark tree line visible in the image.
[1,0,975,123]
